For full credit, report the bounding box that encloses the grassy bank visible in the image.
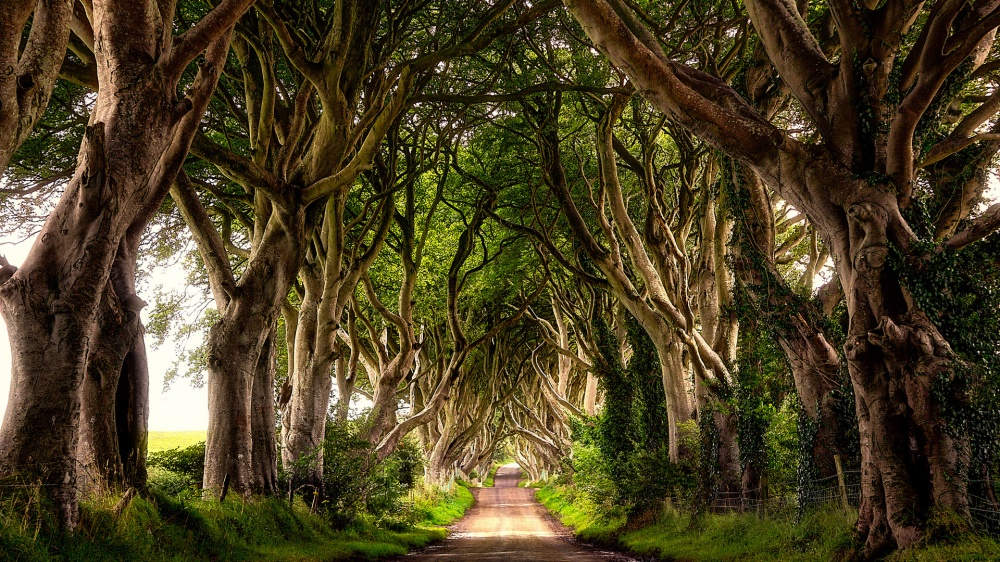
[1,482,473,561]
[411,482,474,526]
[536,482,1000,561]
[482,463,503,488]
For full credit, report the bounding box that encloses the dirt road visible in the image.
[403,464,635,561]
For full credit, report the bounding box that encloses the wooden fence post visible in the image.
[834,454,849,511]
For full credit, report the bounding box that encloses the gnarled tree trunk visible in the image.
[204,212,303,496]
[0,7,237,523]
[251,328,279,494]
[0,0,74,171]
[837,196,970,554]
[78,233,149,492]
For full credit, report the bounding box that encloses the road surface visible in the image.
[403,464,635,561]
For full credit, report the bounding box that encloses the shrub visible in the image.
[147,441,205,494]
[288,418,424,527]
[147,466,196,497]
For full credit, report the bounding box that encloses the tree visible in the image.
[174,0,559,496]
[0,0,253,527]
[563,0,1000,553]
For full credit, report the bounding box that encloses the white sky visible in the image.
[0,235,209,431]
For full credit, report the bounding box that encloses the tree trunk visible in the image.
[334,352,354,422]
[280,344,335,490]
[583,373,599,415]
[654,336,692,461]
[427,421,454,485]
[366,348,419,447]
[204,207,303,496]
[732,167,847,484]
[0,0,74,172]
[78,237,149,492]
[205,315,281,497]
[204,316,260,497]
[779,334,843,482]
[0,83,178,528]
[0,0,241,526]
[118,323,150,490]
[837,198,970,555]
[714,408,743,508]
[251,329,278,494]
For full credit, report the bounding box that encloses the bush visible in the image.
[285,418,424,527]
[147,441,205,495]
[147,466,196,497]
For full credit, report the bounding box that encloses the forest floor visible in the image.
[400,464,635,561]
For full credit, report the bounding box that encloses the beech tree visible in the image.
[170,0,560,497]
[564,0,1000,553]
[0,0,255,526]
[2,2,997,555]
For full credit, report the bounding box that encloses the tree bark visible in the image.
[583,373,599,415]
[280,267,336,490]
[652,335,693,460]
[715,408,743,505]
[251,328,279,494]
[779,333,843,481]
[732,168,846,481]
[837,196,970,555]
[0,0,245,525]
[204,214,303,496]
[334,350,354,422]
[0,23,234,526]
[562,0,989,552]
[0,0,74,172]
[77,234,149,492]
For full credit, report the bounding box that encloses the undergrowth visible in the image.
[0,482,472,561]
[482,463,501,488]
[535,482,1000,561]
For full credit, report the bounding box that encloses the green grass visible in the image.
[147,431,206,453]
[1,481,474,560]
[535,482,1000,561]
[884,535,1000,561]
[411,483,475,526]
[483,463,501,488]
[535,484,625,545]
[617,506,855,561]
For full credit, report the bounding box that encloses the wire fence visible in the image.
[655,468,1000,537]
[665,469,864,517]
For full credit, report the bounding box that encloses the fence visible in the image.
[687,468,862,517]
[662,462,1000,537]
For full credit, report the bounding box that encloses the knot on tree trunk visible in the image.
[847,201,890,274]
[123,294,147,314]
[866,312,955,370]
[278,380,293,408]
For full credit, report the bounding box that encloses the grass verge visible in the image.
[483,463,502,488]
[536,482,1000,561]
[410,482,474,526]
[1,482,473,561]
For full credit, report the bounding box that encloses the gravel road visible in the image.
[401,464,637,561]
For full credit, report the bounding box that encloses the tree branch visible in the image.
[163,0,256,81]
[945,202,1000,250]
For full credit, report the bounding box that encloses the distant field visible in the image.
[147,430,206,453]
